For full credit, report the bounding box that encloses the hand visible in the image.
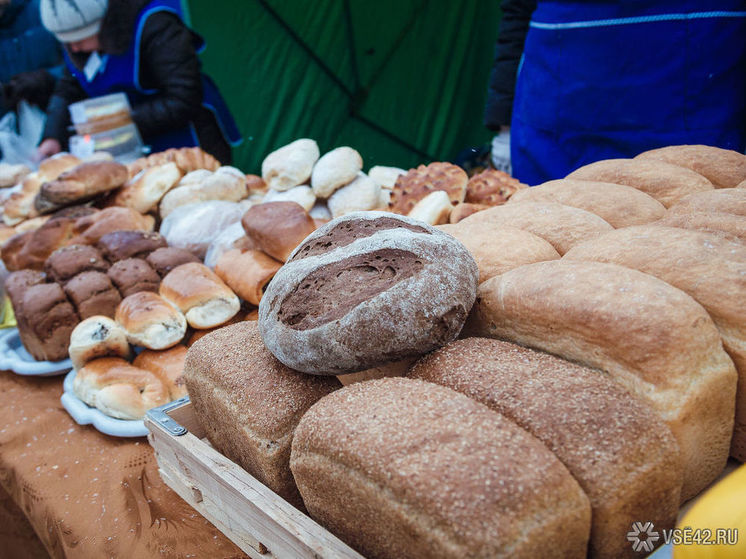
[490,127,511,174]
[37,139,62,161]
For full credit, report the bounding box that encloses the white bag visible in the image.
[0,101,46,168]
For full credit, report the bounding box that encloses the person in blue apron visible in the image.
[36,0,241,163]
[484,1,746,185]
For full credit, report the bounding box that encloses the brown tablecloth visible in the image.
[0,372,247,559]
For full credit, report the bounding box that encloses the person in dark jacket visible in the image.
[0,0,61,117]
[37,0,240,163]
[484,0,746,185]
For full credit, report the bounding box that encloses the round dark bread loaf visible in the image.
[258,212,479,374]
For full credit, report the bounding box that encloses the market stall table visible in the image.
[0,372,247,559]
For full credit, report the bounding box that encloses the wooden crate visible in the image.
[145,397,364,559]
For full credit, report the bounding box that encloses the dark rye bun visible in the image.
[258,212,479,374]
[408,338,682,559]
[290,377,591,558]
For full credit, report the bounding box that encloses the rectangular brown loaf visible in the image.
[184,321,339,508]
[468,259,737,502]
[409,338,682,559]
[290,377,591,559]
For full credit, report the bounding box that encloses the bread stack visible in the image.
[4,229,196,361]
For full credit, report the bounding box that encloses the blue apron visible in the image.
[63,0,241,153]
[511,1,746,185]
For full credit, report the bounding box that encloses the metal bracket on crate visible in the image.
[147,396,190,436]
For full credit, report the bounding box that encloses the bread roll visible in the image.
[389,162,467,215]
[113,162,183,213]
[0,163,30,188]
[564,225,746,461]
[158,166,247,218]
[115,291,187,350]
[11,215,50,234]
[97,230,167,263]
[262,184,316,211]
[635,144,746,189]
[308,201,332,222]
[245,174,267,195]
[73,357,170,420]
[367,165,405,189]
[145,247,200,277]
[68,206,155,245]
[133,345,188,400]
[5,270,48,359]
[215,249,281,306]
[409,338,682,559]
[4,174,43,225]
[64,270,122,319]
[159,262,240,329]
[327,173,381,218]
[437,223,559,282]
[291,377,591,559]
[241,201,316,262]
[177,168,212,187]
[184,321,339,507]
[375,187,391,210]
[37,153,82,182]
[20,282,80,361]
[448,202,488,223]
[667,188,746,218]
[261,138,320,191]
[36,161,128,213]
[260,212,478,374]
[68,316,132,370]
[465,168,526,205]
[3,216,78,271]
[406,190,452,225]
[44,244,108,283]
[185,312,247,347]
[469,259,737,501]
[107,258,160,298]
[460,201,613,255]
[567,158,714,207]
[509,179,665,227]
[656,212,746,244]
[311,147,363,198]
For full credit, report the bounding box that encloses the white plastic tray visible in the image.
[0,328,72,376]
[60,370,148,438]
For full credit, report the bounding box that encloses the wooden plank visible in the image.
[145,401,363,559]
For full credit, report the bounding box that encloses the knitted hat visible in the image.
[40,0,108,43]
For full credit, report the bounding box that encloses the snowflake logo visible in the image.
[627,521,660,552]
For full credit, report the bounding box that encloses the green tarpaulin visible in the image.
[187,1,500,172]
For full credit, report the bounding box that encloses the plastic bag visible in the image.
[0,101,45,167]
[159,200,247,260]
[203,221,247,269]
[490,129,511,175]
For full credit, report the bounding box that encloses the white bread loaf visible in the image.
[115,291,187,350]
[368,165,406,189]
[311,146,363,198]
[508,179,665,227]
[261,138,320,191]
[460,201,613,254]
[291,377,592,558]
[113,162,183,213]
[409,338,682,559]
[564,225,746,461]
[158,166,247,218]
[68,316,132,371]
[73,357,170,420]
[468,259,737,501]
[159,262,240,329]
[566,158,714,207]
[262,184,316,211]
[406,190,452,225]
[326,173,381,218]
[437,223,559,283]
